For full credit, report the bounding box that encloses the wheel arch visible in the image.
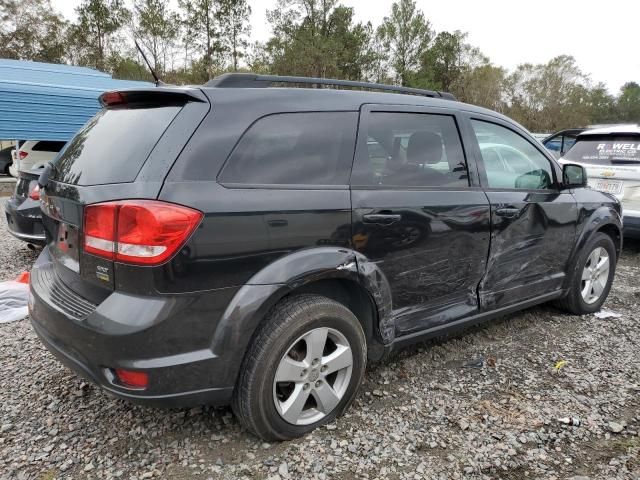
[563,205,622,290]
[597,223,622,258]
[211,247,393,383]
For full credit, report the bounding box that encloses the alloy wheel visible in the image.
[273,327,353,425]
[580,247,610,304]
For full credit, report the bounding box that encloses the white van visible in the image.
[561,125,640,238]
[10,140,66,177]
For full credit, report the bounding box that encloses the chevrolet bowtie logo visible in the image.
[600,171,616,177]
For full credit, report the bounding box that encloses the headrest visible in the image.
[406,131,443,165]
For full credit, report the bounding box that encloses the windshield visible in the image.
[52,105,181,185]
[563,136,640,165]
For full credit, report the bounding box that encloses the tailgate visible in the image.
[40,182,164,303]
[39,88,210,303]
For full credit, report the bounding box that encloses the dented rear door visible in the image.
[350,104,491,336]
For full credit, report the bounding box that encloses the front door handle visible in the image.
[495,208,520,219]
[267,219,288,227]
[363,213,402,225]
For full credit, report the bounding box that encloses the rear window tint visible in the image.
[564,136,640,165]
[32,141,66,152]
[53,106,181,185]
[352,112,469,188]
[218,112,358,186]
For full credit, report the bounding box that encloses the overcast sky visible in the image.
[53,0,639,94]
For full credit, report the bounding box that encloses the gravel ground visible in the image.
[1,201,639,480]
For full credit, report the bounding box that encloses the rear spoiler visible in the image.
[99,87,208,108]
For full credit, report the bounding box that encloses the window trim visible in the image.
[219,182,349,191]
[466,114,562,192]
[216,110,358,189]
[350,104,480,190]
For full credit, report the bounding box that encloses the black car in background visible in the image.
[0,146,14,175]
[5,141,67,245]
[542,128,587,158]
[29,74,622,441]
[5,167,46,245]
[0,141,24,175]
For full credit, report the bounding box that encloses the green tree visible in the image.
[71,0,131,71]
[618,82,640,123]
[264,0,375,80]
[586,84,616,125]
[178,0,223,78]
[504,55,592,131]
[376,0,433,86]
[0,0,68,62]
[108,55,154,81]
[218,0,251,71]
[457,63,506,111]
[420,31,465,91]
[133,0,180,75]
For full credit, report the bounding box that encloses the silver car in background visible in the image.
[560,125,640,238]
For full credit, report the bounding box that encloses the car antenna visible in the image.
[134,39,164,86]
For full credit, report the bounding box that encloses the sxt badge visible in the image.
[96,265,110,282]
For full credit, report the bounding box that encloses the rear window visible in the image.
[32,141,66,152]
[564,136,640,165]
[218,112,358,186]
[52,106,181,185]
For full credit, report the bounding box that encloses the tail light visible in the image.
[100,91,126,107]
[114,368,148,389]
[83,200,202,265]
[28,182,40,200]
[18,151,28,160]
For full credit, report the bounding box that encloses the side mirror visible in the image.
[562,163,587,188]
[515,169,552,189]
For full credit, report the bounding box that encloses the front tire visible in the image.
[232,294,366,441]
[556,232,617,314]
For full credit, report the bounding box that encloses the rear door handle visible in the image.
[495,208,520,218]
[267,219,288,227]
[362,213,402,225]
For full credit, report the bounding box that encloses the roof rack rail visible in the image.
[205,73,457,100]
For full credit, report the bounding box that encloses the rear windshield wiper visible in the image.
[38,162,57,188]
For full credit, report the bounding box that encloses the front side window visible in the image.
[219,112,358,186]
[351,112,469,188]
[472,120,555,190]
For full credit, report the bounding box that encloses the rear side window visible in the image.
[218,112,358,186]
[564,136,640,165]
[351,112,469,188]
[32,141,66,152]
[53,106,181,185]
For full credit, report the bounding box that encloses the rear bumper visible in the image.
[29,248,238,407]
[30,318,233,407]
[5,196,45,244]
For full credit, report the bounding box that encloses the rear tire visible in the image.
[232,294,366,441]
[556,232,616,314]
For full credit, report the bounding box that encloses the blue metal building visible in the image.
[0,59,151,141]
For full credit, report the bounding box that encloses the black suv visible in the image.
[29,74,622,441]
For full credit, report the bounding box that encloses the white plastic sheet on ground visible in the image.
[594,309,622,319]
[0,281,29,323]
